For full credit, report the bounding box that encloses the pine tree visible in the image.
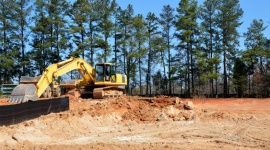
[244,19,267,66]
[116,4,134,93]
[199,0,220,97]
[243,19,267,97]
[0,0,19,83]
[159,5,175,96]
[87,0,100,66]
[11,0,33,76]
[95,0,117,62]
[216,0,243,97]
[132,14,147,95]
[115,4,134,74]
[69,0,89,59]
[175,0,199,97]
[126,33,137,95]
[145,12,159,96]
[47,0,69,63]
[31,0,52,74]
[112,6,122,69]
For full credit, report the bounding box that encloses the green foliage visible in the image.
[86,0,101,65]
[0,0,19,82]
[232,58,247,97]
[69,0,88,59]
[30,3,52,74]
[116,4,134,68]
[175,0,198,43]
[152,70,168,95]
[244,19,267,66]
[11,0,33,77]
[29,0,70,76]
[94,0,117,62]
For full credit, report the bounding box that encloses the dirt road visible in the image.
[0,96,269,150]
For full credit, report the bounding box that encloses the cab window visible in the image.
[95,65,104,82]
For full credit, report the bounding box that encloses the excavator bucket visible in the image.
[8,84,38,103]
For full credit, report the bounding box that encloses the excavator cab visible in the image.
[95,63,115,82]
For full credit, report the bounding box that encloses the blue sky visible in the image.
[117,0,270,50]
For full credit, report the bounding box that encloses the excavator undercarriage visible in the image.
[93,87,126,99]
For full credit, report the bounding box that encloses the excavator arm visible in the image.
[9,57,95,103]
[36,57,95,97]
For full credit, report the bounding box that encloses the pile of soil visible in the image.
[69,95,195,123]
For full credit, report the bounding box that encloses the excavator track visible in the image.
[93,87,126,99]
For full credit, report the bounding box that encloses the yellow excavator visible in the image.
[8,57,127,103]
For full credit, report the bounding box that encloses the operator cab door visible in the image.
[95,64,115,82]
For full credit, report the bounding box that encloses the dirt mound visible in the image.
[0,94,195,123]
[68,95,195,123]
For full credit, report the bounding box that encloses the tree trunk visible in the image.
[190,41,194,96]
[168,33,171,96]
[81,24,85,59]
[90,21,94,66]
[223,46,227,98]
[187,42,190,98]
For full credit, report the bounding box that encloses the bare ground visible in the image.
[0,95,270,150]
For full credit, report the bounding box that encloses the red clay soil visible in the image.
[0,95,270,150]
[0,98,12,105]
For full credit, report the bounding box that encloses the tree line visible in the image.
[0,0,269,98]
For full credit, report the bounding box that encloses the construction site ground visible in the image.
[0,95,270,150]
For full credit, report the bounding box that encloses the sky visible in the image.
[117,0,270,50]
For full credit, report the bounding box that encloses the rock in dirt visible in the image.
[184,101,195,110]
[175,97,183,104]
